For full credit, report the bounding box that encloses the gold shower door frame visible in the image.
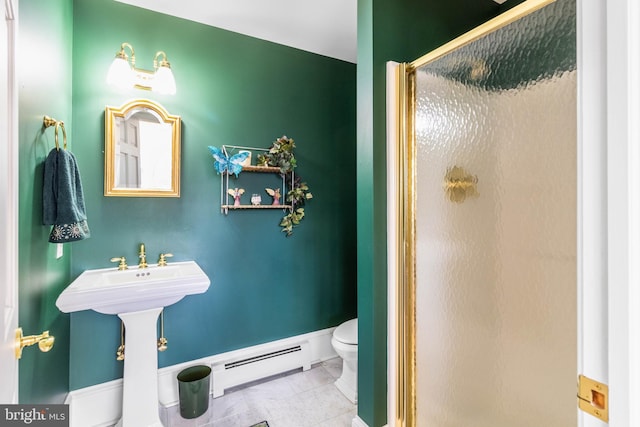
[392,1,558,425]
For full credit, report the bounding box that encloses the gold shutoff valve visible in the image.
[15,328,55,360]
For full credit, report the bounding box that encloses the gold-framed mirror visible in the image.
[104,99,181,197]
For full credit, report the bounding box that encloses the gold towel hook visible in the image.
[43,116,57,128]
[54,122,67,151]
[42,116,67,150]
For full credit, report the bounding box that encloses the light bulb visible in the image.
[153,65,176,95]
[106,57,133,89]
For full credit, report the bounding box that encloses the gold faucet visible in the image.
[110,256,128,270]
[158,253,173,266]
[138,243,148,269]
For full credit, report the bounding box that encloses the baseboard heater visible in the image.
[211,341,311,397]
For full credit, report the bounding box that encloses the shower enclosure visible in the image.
[391,0,578,425]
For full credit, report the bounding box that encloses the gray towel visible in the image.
[42,148,90,243]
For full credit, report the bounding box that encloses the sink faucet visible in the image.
[158,253,173,267]
[138,243,148,269]
[110,256,128,271]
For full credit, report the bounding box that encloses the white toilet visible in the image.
[331,318,358,404]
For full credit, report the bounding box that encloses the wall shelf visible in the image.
[219,145,293,215]
[222,204,293,210]
[239,165,282,173]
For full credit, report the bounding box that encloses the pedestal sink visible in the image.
[56,261,211,427]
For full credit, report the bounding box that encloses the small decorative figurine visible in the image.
[228,188,245,206]
[251,193,262,206]
[265,188,281,206]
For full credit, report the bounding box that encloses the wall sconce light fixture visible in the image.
[106,42,176,95]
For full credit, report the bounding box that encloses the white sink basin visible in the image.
[57,260,211,427]
[56,261,210,315]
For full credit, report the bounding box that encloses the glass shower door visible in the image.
[409,0,577,425]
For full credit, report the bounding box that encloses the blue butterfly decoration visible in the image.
[208,146,250,177]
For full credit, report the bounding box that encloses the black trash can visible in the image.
[177,365,211,419]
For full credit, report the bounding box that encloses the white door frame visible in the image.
[387,0,640,426]
[579,0,640,425]
[1,0,19,405]
[577,0,608,426]
[602,0,640,425]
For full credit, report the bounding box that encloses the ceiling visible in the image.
[115,0,358,63]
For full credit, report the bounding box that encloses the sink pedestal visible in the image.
[115,307,163,427]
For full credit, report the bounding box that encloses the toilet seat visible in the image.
[333,318,357,345]
[331,318,358,404]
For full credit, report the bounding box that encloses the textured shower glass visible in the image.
[413,0,576,425]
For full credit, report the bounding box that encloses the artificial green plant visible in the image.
[258,136,313,236]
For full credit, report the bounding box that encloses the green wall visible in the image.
[18,0,73,404]
[68,0,357,389]
[16,0,532,419]
[356,0,525,425]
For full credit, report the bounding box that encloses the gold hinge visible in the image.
[577,374,608,422]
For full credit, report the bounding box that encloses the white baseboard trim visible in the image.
[351,416,387,427]
[65,327,337,427]
[65,380,123,427]
[352,415,369,427]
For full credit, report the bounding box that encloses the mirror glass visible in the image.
[105,99,181,197]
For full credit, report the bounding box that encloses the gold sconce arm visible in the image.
[117,42,135,67]
[153,51,170,70]
[15,328,55,360]
[107,42,176,94]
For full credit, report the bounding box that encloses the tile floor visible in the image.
[160,358,356,427]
